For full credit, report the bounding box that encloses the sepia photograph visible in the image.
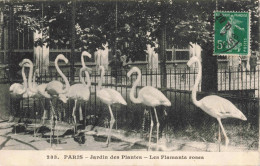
[0,0,258,165]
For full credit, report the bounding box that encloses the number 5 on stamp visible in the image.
[214,11,250,56]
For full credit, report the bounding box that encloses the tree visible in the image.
[2,0,258,86]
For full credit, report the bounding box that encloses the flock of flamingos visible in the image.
[9,51,247,151]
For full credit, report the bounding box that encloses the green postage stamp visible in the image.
[214,11,250,56]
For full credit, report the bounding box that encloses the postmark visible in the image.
[214,11,250,56]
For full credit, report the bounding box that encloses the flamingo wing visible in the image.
[141,93,161,106]
[46,81,64,96]
[68,84,90,101]
[38,83,51,98]
[200,95,246,120]
[106,88,127,105]
[97,88,112,105]
[10,83,25,97]
[97,88,126,105]
[10,83,20,92]
[139,86,171,107]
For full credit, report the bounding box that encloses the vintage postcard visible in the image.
[0,0,258,165]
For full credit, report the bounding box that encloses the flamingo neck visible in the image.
[192,58,202,107]
[81,53,91,87]
[98,67,105,91]
[21,66,27,93]
[85,71,91,87]
[30,70,38,93]
[27,62,34,92]
[79,68,86,86]
[130,69,142,104]
[81,54,86,67]
[55,57,70,94]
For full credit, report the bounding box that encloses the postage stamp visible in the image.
[214,11,250,56]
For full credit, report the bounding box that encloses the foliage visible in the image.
[2,0,258,60]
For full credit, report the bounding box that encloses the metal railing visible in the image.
[6,65,258,133]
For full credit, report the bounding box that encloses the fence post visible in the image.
[8,3,14,81]
[201,48,218,92]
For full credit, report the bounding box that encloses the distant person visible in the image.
[109,50,123,83]
[120,54,130,70]
[250,52,257,76]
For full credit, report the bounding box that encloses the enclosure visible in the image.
[0,0,259,151]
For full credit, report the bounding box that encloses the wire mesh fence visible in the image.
[5,65,259,136]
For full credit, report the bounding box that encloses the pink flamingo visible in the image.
[44,54,70,145]
[127,66,171,151]
[187,56,247,150]
[67,66,92,133]
[97,66,127,146]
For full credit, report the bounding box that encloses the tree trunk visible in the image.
[201,47,218,92]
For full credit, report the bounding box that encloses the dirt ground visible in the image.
[0,119,256,152]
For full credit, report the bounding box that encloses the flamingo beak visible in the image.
[64,59,69,64]
[187,61,192,68]
[86,67,92,74]
[127,72,131,78]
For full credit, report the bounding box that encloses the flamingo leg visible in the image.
[40,100,47,125]
[148,109,154,151]
[106,105,115,147]
[217,118,229,150]
[154,107,160,151]
[79,103,83,121]
[72,100,77,133]
[49,100,56,146]
[218,125,221,152]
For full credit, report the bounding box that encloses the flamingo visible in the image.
[28,67,53,125]
[9,60,29,132]
[20,59,38,98]
[44,54,70,145]
[97,66,127,146]
[19,59,47,136]
[9,61,28,99]
[66,51,92,129]
[187,56,247,150]
[66,66,92,133]
[28,68,50,125]
[127,66,171,151]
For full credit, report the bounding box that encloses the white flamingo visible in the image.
[28,69,50,125]
[44,54,70,145]
[22,59,51,125]
[20,59,38,98]
[66,66,92,133]
[9,60,30,133]
[9,61,28,99]
[187,56,247,150]
[97,66,127,146]
[20,59,49,136]
[16,59,37,124]
[28,68,52,125]
[127,66,171,151]
[67,51,92,127]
